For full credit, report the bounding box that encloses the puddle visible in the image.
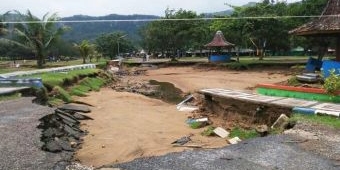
[149,80,185,104]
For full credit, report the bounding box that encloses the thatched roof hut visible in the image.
[289,0,340,60]
[205,31,235,48]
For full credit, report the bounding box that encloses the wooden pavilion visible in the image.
[204,31,235,62]
[289,0,340,61]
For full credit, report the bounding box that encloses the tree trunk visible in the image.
[83,57,86,64]
[336,36,340,61]
[37,56,44,68]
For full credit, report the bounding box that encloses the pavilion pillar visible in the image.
[336,36,340,61]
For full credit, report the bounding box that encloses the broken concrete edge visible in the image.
[38,106,92,154]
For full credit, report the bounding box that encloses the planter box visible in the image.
[256,83,340,103]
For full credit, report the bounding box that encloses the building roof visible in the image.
[289,0,340,35]
[205,31,235,47]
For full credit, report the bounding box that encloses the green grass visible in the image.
[70,77,105,96]
[201,126,215,136]
[291,114,340,129]
[229,127,259,140]
[52,86,73,103]
[24,69,100,88]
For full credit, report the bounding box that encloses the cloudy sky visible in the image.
[1,0,300,17]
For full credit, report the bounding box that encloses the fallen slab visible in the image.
[58,103,91,113]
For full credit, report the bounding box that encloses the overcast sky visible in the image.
[1,0,300,18]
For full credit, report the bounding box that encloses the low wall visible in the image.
[0,64,96,78]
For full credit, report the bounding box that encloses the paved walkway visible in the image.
[0,64,96,96]
[199,88,340,115]
[0,87,30,95]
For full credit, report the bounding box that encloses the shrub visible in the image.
[201,126,215,136]
[229,127,259,140]
[287,77,300,86]
[323,69,340,95]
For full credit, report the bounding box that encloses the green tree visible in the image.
[74,40,94,64]
[12,10,68,68]
[140,9,210,59]
[95,32,134,59]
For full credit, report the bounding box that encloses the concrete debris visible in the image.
[38,107,92,153]
[228,137,242,145]
[58,103,91,113]
[271,114,290,130]
[177,105,199,112]
[213,127,230,138]
[255,125,269,137]
[171,134,194,145]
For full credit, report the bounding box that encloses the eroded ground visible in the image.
[74,66,292,167]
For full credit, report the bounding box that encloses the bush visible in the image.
[201,126,215,136]
[323,69,340,95]
[226,62,249,70]
[287,77,300,86]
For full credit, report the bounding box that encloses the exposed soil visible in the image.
[194,95,292,130]
[74,66,293,167]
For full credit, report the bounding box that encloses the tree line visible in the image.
[0,0,331,68]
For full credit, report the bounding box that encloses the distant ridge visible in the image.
[61,14,160,42]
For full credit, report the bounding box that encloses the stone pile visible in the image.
[38,104,92,153]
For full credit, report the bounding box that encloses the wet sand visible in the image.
[75,67,290,167]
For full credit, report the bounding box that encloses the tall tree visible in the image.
[95,32,134,59]
[74,40,94,64]
[12,10,68,68]
[139,9,210,58]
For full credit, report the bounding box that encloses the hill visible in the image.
[61,14,159,42]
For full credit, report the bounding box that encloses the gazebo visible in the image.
[205,31,235,62]
[289,0,340,61]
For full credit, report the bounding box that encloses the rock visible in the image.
[99,168,121,170]
[255,125,269,137]
[70,142,78,148]
[58,104,91,113]
[271,114,290,130]
[171,134,193,145]
[44,140,62,153]
[72,112,93,120]
[228,137,242,145]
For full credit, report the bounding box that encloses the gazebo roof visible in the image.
[205,31,235,47]
[289,0,340,36]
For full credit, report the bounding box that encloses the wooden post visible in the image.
[336,36,340,61]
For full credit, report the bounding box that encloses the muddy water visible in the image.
[149,80,185,104]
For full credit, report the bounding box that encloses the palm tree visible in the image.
[74,40,94,64]
[13,10,68,68]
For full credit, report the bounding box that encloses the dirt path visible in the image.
[75,67,291,167]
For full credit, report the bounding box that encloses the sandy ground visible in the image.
[75,67,291,167]
[136,67,290,93]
